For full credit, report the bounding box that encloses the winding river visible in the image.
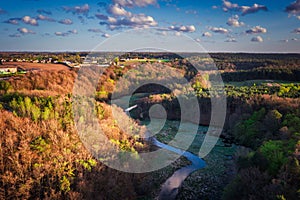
[153,138,206,200]
[124,105,206,200]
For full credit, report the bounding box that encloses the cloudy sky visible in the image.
[0,0,299,52]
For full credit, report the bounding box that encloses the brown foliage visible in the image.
[9,70,76,96]
[0,109,143,199]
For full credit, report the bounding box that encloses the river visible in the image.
[124,104,206,200]
[153,137,206,200]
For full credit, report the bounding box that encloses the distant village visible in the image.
[0,52,176,75]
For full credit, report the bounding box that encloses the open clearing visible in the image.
[1,62,70,71]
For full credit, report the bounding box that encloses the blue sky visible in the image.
[0,0,299,52]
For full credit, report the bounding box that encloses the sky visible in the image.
[0,0,299,52]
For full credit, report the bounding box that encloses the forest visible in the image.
[0,53,300,199]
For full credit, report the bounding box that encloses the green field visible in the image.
[225,79,300,87]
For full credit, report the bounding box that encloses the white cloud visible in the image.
[55,32,64,36]
[55,29,78,37]
[37,15,55,22]
[102,33,111,38]
[155,30,168,36]
[63,4,90,15]
[107,16,117,24]
[22,16,38,26]
[108,25,117,30]
[107,4,132,17]
[9,20,19,25]
[100,1,158,29]
[251,36,263,42]
[285,0,300,15]
[225,38,237,42]
[4,18,20,25]
[222,1,267,16]
[112,0,157,7]
[69,29,78,34]
[128,14,157,27]
[17,27,35,34]
[58,19,73,25]
[280,39,289,43]
[106,14,157,29]
[175,32,181,36]
[246,26,267,34]
[222,0,239,12]
[161,31,168,36]
[155,25,196,35]
[292,28,300,34]
[169,25,196,32]
[202,32,212,37]
[240,4,268,16]
[209,27,229,34]
[227,15,244,27]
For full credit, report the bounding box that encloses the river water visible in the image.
[153,137,206,200]
[124,104,207,200]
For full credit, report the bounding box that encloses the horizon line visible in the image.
[0,50,300,54]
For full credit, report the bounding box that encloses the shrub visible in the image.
[223,167,280,200]
[0,81,12,94]
[260,140,289,175]
[233,108,266,148]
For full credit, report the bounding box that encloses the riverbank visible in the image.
[138,119,239,199]
[153,138,205,200]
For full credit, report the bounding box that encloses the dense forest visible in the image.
[0,53,300,199]
[0,70,147,199]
